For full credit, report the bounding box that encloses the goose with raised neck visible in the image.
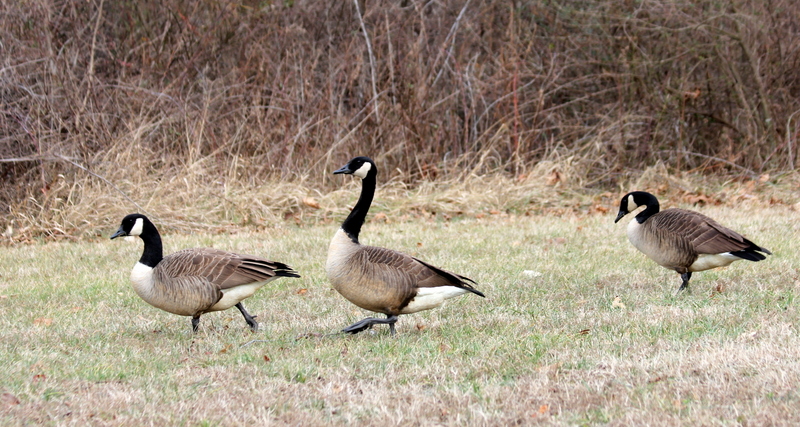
[326,156,484,336]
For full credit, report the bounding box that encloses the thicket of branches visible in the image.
[1,0,799,236]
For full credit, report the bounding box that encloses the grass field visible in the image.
[1,202,799,425]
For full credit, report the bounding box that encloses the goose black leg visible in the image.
[191,316,201,333]
[678,272,692,293]
[236,302,259,331]
[343,314,399,336]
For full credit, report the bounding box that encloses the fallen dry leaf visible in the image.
[545,169,563,186]
[302,197,320,209]
[612,296,626,309]
[684,193,711,205]
[683,88,701,100]
[1,393,20,406]
[373,212,388,222]
[34,318,53,326]
[538,404,549,415]
[296,288,308,295]
[219,344,233,354]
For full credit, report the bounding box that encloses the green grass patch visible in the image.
[1,206,799,424]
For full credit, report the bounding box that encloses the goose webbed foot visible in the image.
[343,315,398,336]
[236,302,259,331]
[677,272,692,294]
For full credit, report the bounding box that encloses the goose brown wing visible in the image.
[361,245,433,287]
[653,209,750,254]
[413,257,483,296]
[362,245,482,296]
[160,248,292,290]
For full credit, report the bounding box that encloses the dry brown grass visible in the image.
[3,149,797,245]
[3,0,800,242]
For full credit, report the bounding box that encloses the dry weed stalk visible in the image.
[1,0,799,241]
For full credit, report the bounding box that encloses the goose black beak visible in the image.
[333,165,352,175]
[614,210,627,223]
[110,227,127,240]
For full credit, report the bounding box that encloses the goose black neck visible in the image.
[138,219,164,267]
[634,195,660,224]
[341,172,376,243]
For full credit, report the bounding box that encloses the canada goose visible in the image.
[614,191,771,291]
[326,156,484,336]
[111,214,299,332]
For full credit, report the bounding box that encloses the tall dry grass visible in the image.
[2,0,800,240]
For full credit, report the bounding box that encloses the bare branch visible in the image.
[56,155,146,213]
[353,0,380,123]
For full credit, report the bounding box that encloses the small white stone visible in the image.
[522,270,542,278]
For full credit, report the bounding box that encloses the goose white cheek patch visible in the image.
[353,162,372,178]
[627,194,638,210]
[130,218,144,236]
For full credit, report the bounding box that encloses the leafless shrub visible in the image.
[1,0,798,239]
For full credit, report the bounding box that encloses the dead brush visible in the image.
[2,0,800,243]
[4,144,793,245]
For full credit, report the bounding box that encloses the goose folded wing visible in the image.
[163,248,278,289]
[360,245,482,295]
[362,246,430,283]
[686,217,750,254]
[650,210,749,254]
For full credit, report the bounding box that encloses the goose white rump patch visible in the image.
[211,281,272,311]
[690,252,740,272]
[401,286,469,314]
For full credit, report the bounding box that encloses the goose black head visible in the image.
[111,213,149,239]
[614,191,659,223]
[333,156,376,179]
